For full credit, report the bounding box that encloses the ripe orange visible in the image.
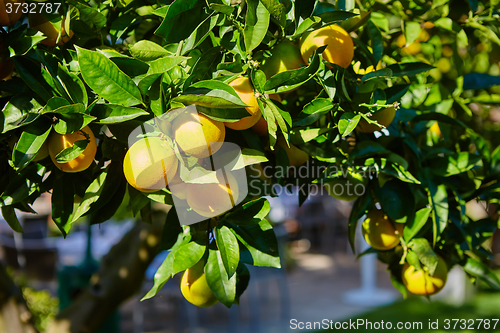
[361,210,403,250]
[180,260,218,307]
[29,13,74,46]
[0,0,24,26]
[168,172,187,200]
[48,126,97,173]
[186,170,239,217]
[356,107,396,133]
[123,137,178,193]
[173,109,225,158]
[260,40,304,78]
[402,256,448,296]
[226,77,262,130]
[277,136,309,167]
[300,24,354,68]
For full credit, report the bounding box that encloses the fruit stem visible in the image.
[176,40,185,56]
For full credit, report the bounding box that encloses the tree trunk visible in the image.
[46,220,161,333]
[0,263,37,333]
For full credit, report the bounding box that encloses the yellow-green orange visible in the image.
[260,40,304,78]
[324,170,367,201]
[186,170,239,217]
[180,260,218,307]
[123,137,178,193]
[173,109,225,158]
[33,141,49,162]
[362,210,403,250]
[300,24,354,68]
[357,108,396,133]
[48,126,97,173]
[277,136,309,167]
[402,256,448,296]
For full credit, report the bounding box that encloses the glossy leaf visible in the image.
[205,246,237,308]
[76,46,143,107]
[12,118,52,170]
[244,0,270,53]
[214,224,240,278]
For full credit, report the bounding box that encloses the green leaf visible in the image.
[155,0,206,44]
[172,241,207,274]
[387,62,435,77]
[229,219,280,268]
[51,175,75,236]
[215,224,240,278]
[404,21,421,45]
[259,0,286,27]
[55,64,88,107]
[0,165,45,207]
[390,273,407,299]
[264,48,323,93]
[338,112,361,137]
[294,98,334,127]
[91,104,149,124]
[13,57,56,102]
[230,148,269,170]
[205,246,237,308]
[224,197,270,226]
[73,2,107,29]
[408,238,438,275]
[12,118,52,170]
[463,258,500,290]
[53,111,96,135]
[8,34,47,56]
[234,263,250,304]
[89,180,126,225]
[348,193,372,253]
[147,56,190,75]
[293,16,321,38]
[1,206,23,233]
[428,182,448,245]
[159,207,183,251]
[404,207,431,242]
[142,233,186,301]
[318,10,358,24]
[71,171,107,223]
[209,3,234,15]
[350,141,390,159]
[0,94,43,133]
[174,80,248,108]
[361,68,393,82]
[129,40,171,62]
[377,179,414,221]
[366,20,383,64]
[54,140,88,163]
[76,46,143,107]
[244,0,271,53]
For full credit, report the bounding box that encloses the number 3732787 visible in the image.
[5,2,62,14]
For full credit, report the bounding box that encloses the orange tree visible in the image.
[0,0,500,330]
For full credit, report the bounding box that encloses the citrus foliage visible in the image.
[0,0,500,307]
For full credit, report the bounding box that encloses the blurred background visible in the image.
[1,186,499,333]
